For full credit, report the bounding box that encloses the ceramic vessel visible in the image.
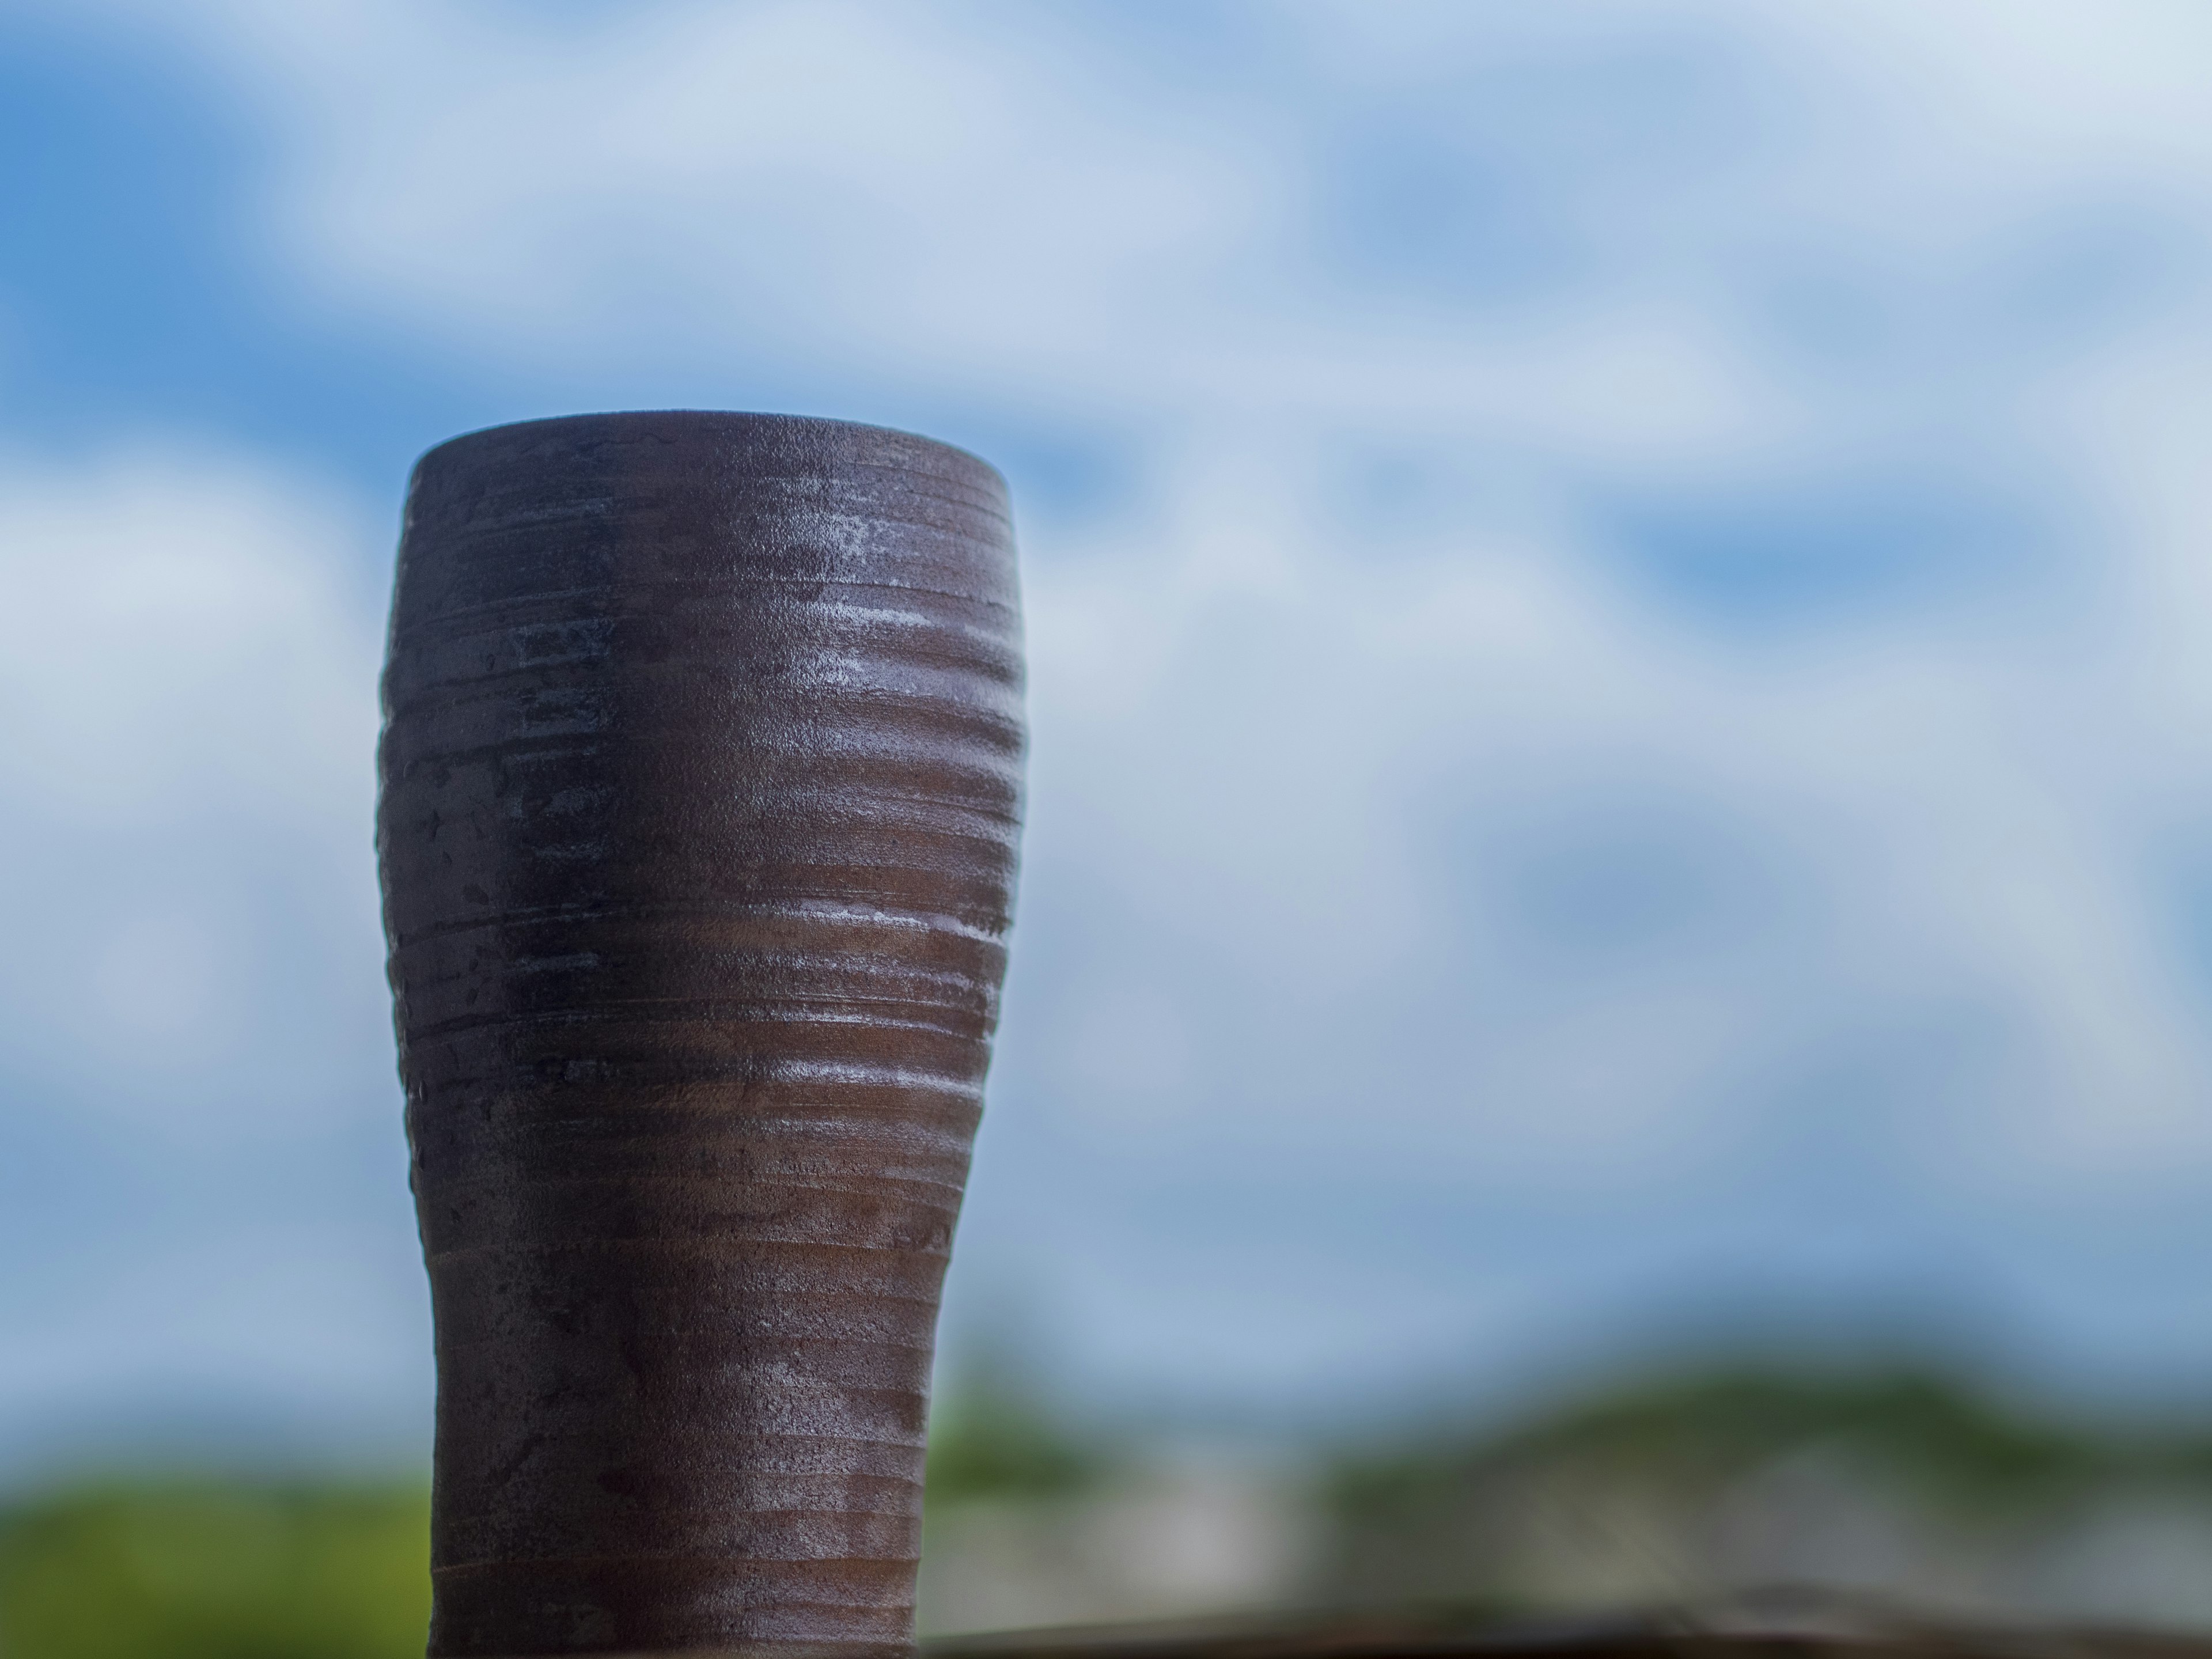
[378,411,1024,1657]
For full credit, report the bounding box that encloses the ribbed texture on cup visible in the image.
[377,412,1023,1658]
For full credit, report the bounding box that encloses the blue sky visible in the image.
[6,0,2212,1469]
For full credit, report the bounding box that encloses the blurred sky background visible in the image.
[6,0,2212,1479]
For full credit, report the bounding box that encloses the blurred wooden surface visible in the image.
[927,1592,2212,1659]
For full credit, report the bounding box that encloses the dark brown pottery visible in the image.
[378,411,1024,1658]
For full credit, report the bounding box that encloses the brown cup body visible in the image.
[377,412,1023,1658]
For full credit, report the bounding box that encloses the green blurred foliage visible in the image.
[1316,1362,2212,1607]
[0,1368,1099,1659]
[1327,1364,2212,1520]
[926,1361,1106,1506]
[13,1361,2212,1649]
[0,1481,430,1659]
[0,1364,1096,1659]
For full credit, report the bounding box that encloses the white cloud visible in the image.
[10,0,2212,1397]
[0,446,388,1138]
